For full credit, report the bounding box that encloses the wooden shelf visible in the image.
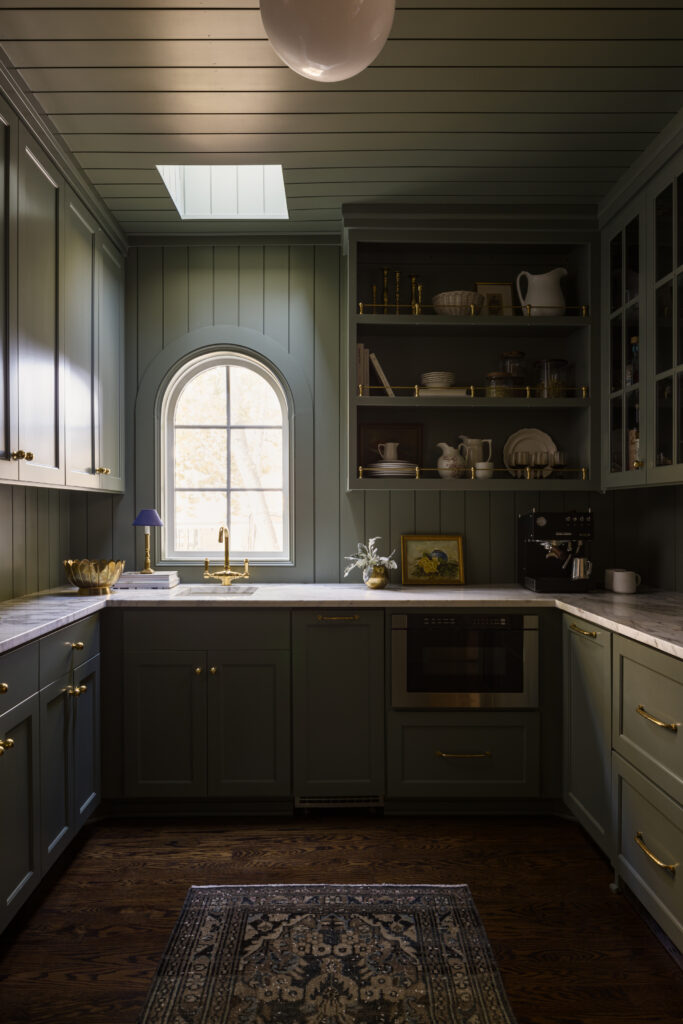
[354,396,589,409]
[350,476,592,492]
[354,314,591,329]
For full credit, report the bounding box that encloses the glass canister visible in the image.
[536,358,569,398]
[500,351,525,379]
[486,371,514,397]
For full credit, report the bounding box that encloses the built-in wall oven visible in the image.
[391,613,539,709]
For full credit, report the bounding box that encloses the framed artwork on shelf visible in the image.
[476,281,515,316]
[400,534,465,585]
[357,422,422,470]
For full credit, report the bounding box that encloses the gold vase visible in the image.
[363,565,388,589]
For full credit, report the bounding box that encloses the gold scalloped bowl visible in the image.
[64,558,125,595]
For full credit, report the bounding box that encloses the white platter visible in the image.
[503,428,557,478]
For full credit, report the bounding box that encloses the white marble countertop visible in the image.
[0,583,682,660]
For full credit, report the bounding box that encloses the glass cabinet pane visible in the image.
[678,172,683,268]
[656,377,674,467]
[610,232,622,312]
[678,274,683,366]
[610,316,622,392]
[678,374,683,465]
[656,280,674,374]
[625,216,639,301]
[610,397,623,473]
[656,183,674,281]
[625,305,639,386]
[626,392,641,471]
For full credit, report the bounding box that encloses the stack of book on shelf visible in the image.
[114,570,180,590]
[356,343,394,396]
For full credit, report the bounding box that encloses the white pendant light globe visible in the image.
[260,0,395,83]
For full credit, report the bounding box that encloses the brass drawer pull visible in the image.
[70,641,85,651]
[636,705,678,733]
[635,832,678,877]
[436,749,492,759]
[0,682,8,694]
[570,623,597,639]
[316,615,360,623]
[0,737,15,755]
[194,666,202,675]
[73,684,88,696]
[209,666,217,675]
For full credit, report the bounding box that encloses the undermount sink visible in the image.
[174,584,258,596]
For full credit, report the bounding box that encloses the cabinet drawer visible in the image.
[124,609,289,652]
[613,753,683,951]
[613,636,683,805]
[0,642,39,713]
[39,615,100,685]
[387,711,540,798]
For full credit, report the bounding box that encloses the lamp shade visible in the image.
[260,0,395,83]
[132,508,163,528]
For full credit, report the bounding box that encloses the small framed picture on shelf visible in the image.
[358,422,422,471]
[400,534,465,586]
[476,281,514,316]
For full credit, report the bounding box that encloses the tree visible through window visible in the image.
[161,352,289,561]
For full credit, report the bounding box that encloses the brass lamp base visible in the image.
[140,532,154,573]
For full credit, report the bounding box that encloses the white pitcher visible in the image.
[436,442,465,479]
[458,436,492,468]
[516,267,567,317]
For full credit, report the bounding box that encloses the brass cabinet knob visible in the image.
[194,666,202,675]
[71,641,85,650]
[0,737,14,754]
[209,666,217,675]
[0,682,8,694]
[25,451,34,461]
[74,684,88,696]
[11,450,26,460]
[632,460,644,469]
[95,467,111,475]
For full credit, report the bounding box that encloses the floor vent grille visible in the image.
[295,795,384,809]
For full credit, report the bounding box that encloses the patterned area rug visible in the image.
[138,883,517,1024]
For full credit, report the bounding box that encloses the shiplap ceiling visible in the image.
[1,0,683,238]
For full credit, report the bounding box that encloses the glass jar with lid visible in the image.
[486,371,514,397]
[500,351,525,379]
[536,358,569,398]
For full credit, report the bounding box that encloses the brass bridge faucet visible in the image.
[203,525,249,586]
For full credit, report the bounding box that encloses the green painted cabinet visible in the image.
[0,692,40,933]
[0,93,18,483]
[40,655,101,871]
[292,610,384,800]
[95,236,125,492]
[562,614,612,856]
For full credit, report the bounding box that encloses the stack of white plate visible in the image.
[420,371,456,388]
[365,460,417,478]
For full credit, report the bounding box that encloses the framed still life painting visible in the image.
[400,534,465,585]
[475,281,515,316]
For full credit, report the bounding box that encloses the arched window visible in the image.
[160,351,290,562]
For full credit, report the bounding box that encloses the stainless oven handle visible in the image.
[436,749,492,759]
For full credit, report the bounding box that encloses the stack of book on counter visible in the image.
[114,570,180,590]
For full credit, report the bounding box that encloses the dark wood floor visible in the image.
[1,815,682,1024]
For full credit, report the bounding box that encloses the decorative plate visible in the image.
[503,428,557,478]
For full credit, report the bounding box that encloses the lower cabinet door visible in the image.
[123,651,207,797]
[387,711,540,798]
[39,675,75,871]
[207,650,290,797]
[563,615,612,856]
[72,656,101,828]
[0,694,41,932]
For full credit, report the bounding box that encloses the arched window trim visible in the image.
[159,347,293,564]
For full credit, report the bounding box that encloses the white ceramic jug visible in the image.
[436,442,465,479]
[458,436,492,468]
[377,441,400,461]
[516,267,567,317]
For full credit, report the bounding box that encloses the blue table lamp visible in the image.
[132,508,163,573]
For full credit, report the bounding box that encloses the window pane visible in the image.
[175,491,227,552]
[656,281,674,374]
[626,392,641,472]
[609,231,622,312]
[656,377,674,467]
[230,428,283,488]
[610,396,623,473]
[230,491,284,553]
[625,216,639,301]
[229,365,283,425]
[656,183,673,281]
[175,366,227,425]
[175,427,227,488]
[610,315,622,392]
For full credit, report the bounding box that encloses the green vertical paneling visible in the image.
[288,247,315,383]
[313,245,340,581]
[188,246,213,330]
[112,247,138,572]
[37,489,50,593]
[24,488,38,595]
[464,492,491,584]
[440,491,466,537]
[69,492,88,557]
[162,246,188,345]
[0,483,69,599]
[339,490,365,580]
[48,489,61,589]
[0,485,12,600]
[389,491,415,580]
[415,491,440,535]
[213,246,239,325]
[364,491,391,573]
[238,247,264,332]
[12,486,26,595]
[137,246,163,380]
[489,492,516,584]
[263,247,290,349]
[86,492,113,559]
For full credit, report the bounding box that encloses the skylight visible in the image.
[156,164,289,220]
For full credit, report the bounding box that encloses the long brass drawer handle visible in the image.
[570,623,597,639]
[436,749,492,759]
[636,705,678,733]
[316,615,360,623]
[0,682,8,693]
[0,737,14,755]
[635,832,678,877]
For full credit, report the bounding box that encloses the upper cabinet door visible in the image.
[17,127,64,485]
[64,192,97,488]
[0,96,18,482]
[95,236,124,492]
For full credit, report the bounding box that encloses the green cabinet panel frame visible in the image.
[0,692,40,932]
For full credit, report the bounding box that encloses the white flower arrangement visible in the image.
[343,536,397,577]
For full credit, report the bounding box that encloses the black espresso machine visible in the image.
[518,508,596,592]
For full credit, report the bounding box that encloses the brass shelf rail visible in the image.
[357,465,588,481]
[357,383,589,398]
[357,301,590,317]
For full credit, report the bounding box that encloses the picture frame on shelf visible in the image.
[358,422,422,471]
[400,534,465,585]
[476,281,515,316]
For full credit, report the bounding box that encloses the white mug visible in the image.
[605,568,641,594]
[475,461,494,480]
[377,441,400,461]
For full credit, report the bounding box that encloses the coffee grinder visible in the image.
[518,508,595,592]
